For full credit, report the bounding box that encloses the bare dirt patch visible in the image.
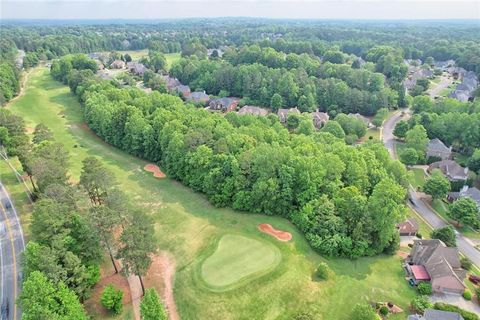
[84,261,132,318]
[144,164,166,178]
[143,252,179,320]
[258,223,292,242]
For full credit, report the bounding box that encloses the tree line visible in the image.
[0,107,163,318]
[51,54,409,259]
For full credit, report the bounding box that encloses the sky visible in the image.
[1,0,480,20]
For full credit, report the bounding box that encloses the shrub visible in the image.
[101,284,123,315]
[433,302,479,320]
[461,257,473,270]
[411,295,432,313]
[418,282,432,295]
[316,262,330,280]
[293,312,314,320]
[463,289,472,300]
[140,288,167,320]
[350,303,378,320]
[379,305,389,316]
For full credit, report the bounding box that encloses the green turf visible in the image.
[165,53,181,70]
[408,168,426,190]
[8,67,417,320]
[200,234,281,290]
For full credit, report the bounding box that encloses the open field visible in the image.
[7,66,417,319]
[165,53,181,70]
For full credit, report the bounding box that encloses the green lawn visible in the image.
[408,168,426,190]
[430,199,480,240]
[365,127,380,140]
[165,53,181,70]
[405,206,432,239]
[8,67,417,319]
[200,234,281,290]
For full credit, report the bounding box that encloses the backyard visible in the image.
[7,66,418,319]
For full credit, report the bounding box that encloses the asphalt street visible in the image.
[381,110,480,268]
[0,181,25,320]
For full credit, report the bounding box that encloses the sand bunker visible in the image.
[258,224,292,242]
[144,164,166,178]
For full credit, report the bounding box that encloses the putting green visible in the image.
[201,234,281,290]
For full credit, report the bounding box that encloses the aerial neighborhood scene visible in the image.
[1,0,480,319]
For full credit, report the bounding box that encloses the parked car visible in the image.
[468,274,480,285]
[3,201,11,210]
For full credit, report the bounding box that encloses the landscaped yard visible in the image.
[409,168,426,190]
[7,66,417,319]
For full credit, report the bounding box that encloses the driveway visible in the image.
[428,75,453,99]
[430,293,480,314]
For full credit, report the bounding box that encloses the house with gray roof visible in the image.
[450,70,478,102]
[311,111,330,129]
[278,107,300,123]
[434,60,455,71]
[208,97,239,113]
[187,91,210,104]
[110,60,125,69]
[126,62,148,76]
[237,105,269,116]
[407,309,464,320]
[174,85,191,98]
[428,160,469,182]
[449,186,480,210]
[405,239,466,295]
[426,138,451,160]
[160,75,182,91]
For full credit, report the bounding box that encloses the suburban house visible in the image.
[187,91,210,104]
[405,239,466,295]
[433,60,455,71]
[126,62,147,76]
[428,160,469,182]
[396,218,419,236]
[208,97,239,113]
[426,138,452,160]
[110,60,126,69]
[450,71,478,102]
[448,186,480,209]
[278,107,300,123]
[311,111,330,129]
[237,105,269,116]
[408,309,464,320]
[347,113,371,127]
[403,68,434,90]
[175,85,191,98]
[160,75,182,91]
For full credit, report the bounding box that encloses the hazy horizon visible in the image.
[2,0,480,21]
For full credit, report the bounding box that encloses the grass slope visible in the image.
[8,67,416,320]
[200,234,281,290]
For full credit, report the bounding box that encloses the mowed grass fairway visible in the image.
[8,67,416,319]
[200,234,281,290]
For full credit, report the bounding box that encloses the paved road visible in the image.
[0,181,25,320]
[428,74,453,99]
[382,110,480,267]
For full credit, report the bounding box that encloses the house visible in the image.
[277,107,300,123]
[434,60,455,71]
[450,71,478,102]
[428,160,469,182]
[110,60,125,69]
[448,186,480,209]
[396,218,419,236]
[160,75,182,91]
[407,309,464,320]
[348,113,371,127]
[403,68,434,90]
[208,97,239,113]
[110,60,126,69]
[126,62,147,76]
[405,239,466,295]
[311,111,329,129]
[174,85,191,98]
[426,138,452,160]
[237,105,269,116]
[187,91,210,104]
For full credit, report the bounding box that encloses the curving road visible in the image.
[381,110,480,267]
[0,181,25,320]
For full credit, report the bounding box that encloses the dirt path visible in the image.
[6,66,37,107]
